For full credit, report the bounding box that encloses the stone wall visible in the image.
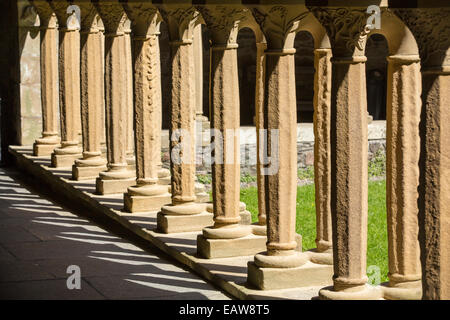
[161,120,387,175]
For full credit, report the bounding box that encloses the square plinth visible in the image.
[247,260,333,291]
[240,210,252,225]
[196,193,210,203]
[72,165,106,181]
[124,193,171,213]
[95,177,135,195]
[51,153,82,168]
[157,211,214,233]
[33,143,59,157]
[197,234,267,259]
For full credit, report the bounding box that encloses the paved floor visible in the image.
[0,167,230,300]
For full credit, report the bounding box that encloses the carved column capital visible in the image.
[77,2,99,33]
[394,8,450,71]
[49,0,80,30]
[309,7,370,58]
[157,5,199,43]
[93,0,128,36]
[31,0,57,28]
[251,5,308,50]
[197,5,248,46]
[122,2,161,39]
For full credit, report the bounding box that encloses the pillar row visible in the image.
[382,54,423,299]
[32,0,60,156]
[50,1,82,168]
[122,3,171,213]
[94,0,135,195]
[156,5,209,234]
[313,48,333,256]
[72,2,107,180]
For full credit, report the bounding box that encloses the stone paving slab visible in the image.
[0,162,230,300]
[8,146,329,300]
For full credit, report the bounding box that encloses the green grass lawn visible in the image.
[240,179,388,282]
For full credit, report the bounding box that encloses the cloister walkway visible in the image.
[0,167,230,300]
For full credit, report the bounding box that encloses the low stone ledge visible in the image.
[8,145,333,300]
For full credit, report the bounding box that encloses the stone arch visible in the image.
[293,30,315,123]
[237,27,257,126]
[368,10,419,57]
[297,13,331,50]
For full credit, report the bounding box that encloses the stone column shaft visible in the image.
[385,55,422,298]
[122,5,171,212]
[420,68,450,299]
[50,2,82,167]
[72,4,107,180]
[255,41,267,228]
[125,27,135,163]
[33,3,60,156]
[193,23,204,120]
[94,2,135,194]
[210,45,241,228]
[392,7,450,300]
[264,50,300,257]
[313,48,332,253]
[169,40,196,204]
[330,57,368,291]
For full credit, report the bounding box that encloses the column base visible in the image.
[247,260,333,290]
[205,202,252,225]
[250,224,303,252]
[51,152,82,168]
[95,176,136,195]
[158,168,171,185]
[124,192,172,213]
[33,142,59,157]
[157,211,213,233]
[381,282,422,300]
[156,202,211,233]
[72,164,107,180]
[197,233,267,259]
[126,156,136,171]
[319,284,382,300]
[305,249,333,265]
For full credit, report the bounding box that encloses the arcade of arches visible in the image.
[1,0,450,300]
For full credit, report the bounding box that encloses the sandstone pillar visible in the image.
[380,54,422,300]
[94,0,135,195]
[156,5,210,233]
[395,7,450,300]
[32,0,60,156]
[195,5,266,259]
[247,5,326,291]
[310,47,333,264]
[72,2,107,180]
[193,23,208,125]
[49,1,82,167]
[253,40,267,235]
[124,23,135,169]
[310,7,380,299]
[122,2,171,213]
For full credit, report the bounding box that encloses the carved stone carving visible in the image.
[93,1,128,35]
[309,7,370,57]
[252,5,308,49]
[31,0,57,29]
[78,2,99,33]
[122,2,160,38]
[394,8,450,68]
[157,6,199,42]
[197,5,248,44]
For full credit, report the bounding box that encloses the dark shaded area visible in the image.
[294,31,315,123]
[366,33,388,121]
[237,28,256,126]
[0,0,21,165]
